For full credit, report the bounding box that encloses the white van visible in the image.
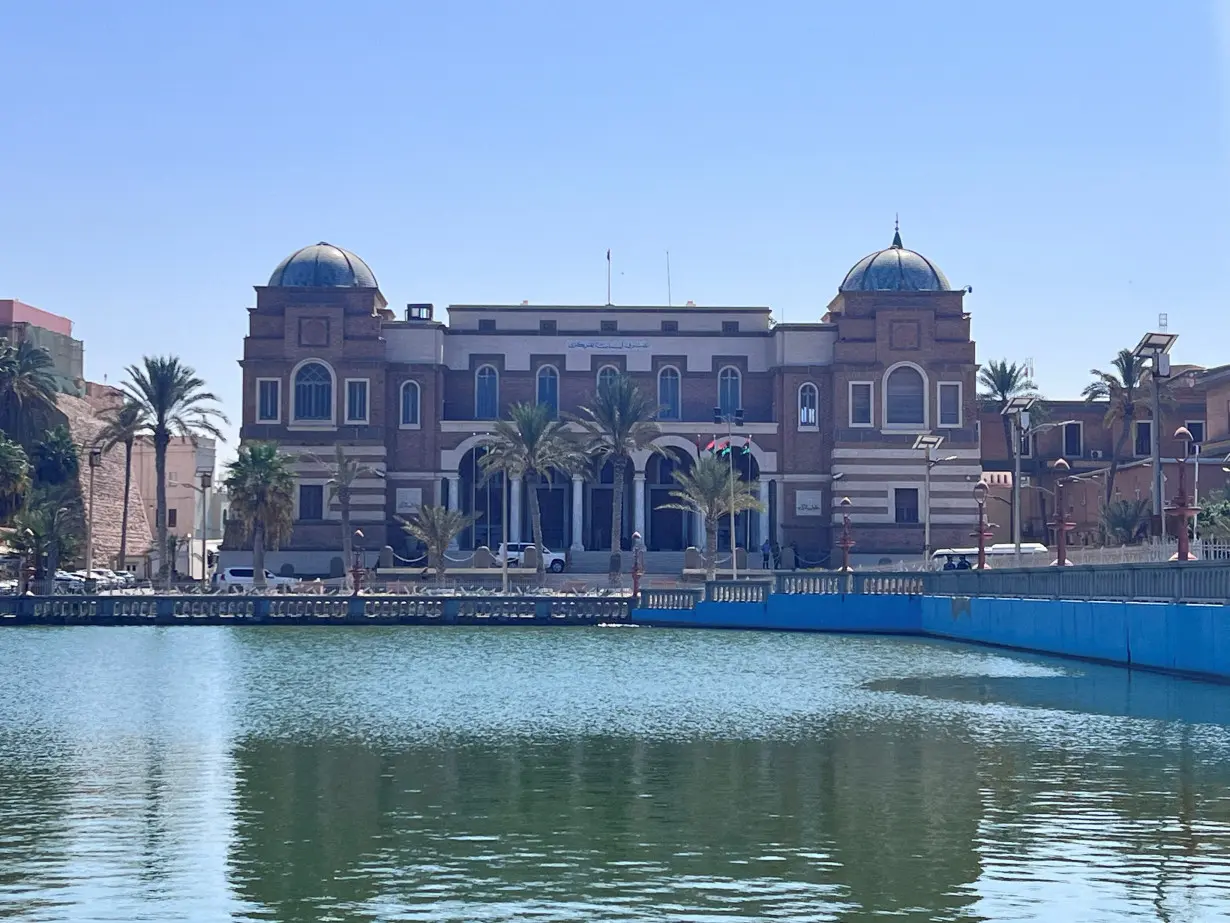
[930,543,1048,569]
[213,567,298,590]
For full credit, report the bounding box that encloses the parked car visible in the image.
[496,543,568,573]
[213,567,298,590]
[54,571,85,594]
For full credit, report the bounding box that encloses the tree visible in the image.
[0,433,31,523]
[97,399,148,574]
[570,373,667,573]
[657,452,764,581]
[223,442,295,590]
[0,339,58,446]
[1100,497,1151,546]
[302,445,376,591]
[32,424,79,486]
[120,356,227,586]
[479,402,584,577]
[1082,349,1159,503]
[11,486,84,593]
[399,505,478,585]
[978,359,1040,461]
[1197,489,1230,540]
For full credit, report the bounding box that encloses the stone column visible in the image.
[570,475,585,552]
[446,474,462,549]
[510,477,523,544]
[633,472,646,539]
[758,478,771,550]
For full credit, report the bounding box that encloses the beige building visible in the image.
[132,436,218,576]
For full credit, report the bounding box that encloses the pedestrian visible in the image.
[761,539,772,569]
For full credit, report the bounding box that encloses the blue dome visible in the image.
[268,242,378,288]
[840,229,950,293]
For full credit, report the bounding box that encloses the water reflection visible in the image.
[0,627,1229,921]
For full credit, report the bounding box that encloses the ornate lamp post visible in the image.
[1169,427,1199,561]
[836,496,855,572]
[1049,458,1076,567]
[971,481,994,570]
[350,529,365,596]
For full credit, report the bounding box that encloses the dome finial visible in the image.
[891,214,903,249]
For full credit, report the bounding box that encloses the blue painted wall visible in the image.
[633,594,1230,682]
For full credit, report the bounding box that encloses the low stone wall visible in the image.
[637,593,920,634]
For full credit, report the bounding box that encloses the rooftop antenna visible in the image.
[1159,312,1168,331]
[1024,357,1035,379]
[666,250,672,307]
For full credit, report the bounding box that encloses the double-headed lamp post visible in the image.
[1049,458,1076,567]
[1131,331,1178,540]
[913,433,957,566]
[1001,395,1036,567]
[971,481,994,570]
[1169,426,1199,562]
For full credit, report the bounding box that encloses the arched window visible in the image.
[885,365,925,425]
[537,365,559,416]
[718,367,741,416]
[475,365,499,419]
[293,361,333,421]
[401,381,421,426]
[597,365,620,393]
[658,366,681,420]
[798,383,818,428]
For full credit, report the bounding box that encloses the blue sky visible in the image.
[2,1,1227,450]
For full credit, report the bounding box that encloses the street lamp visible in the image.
[1049,459,1076,567]
[351,529,365,595]
[198,470,212,589]
[1169,426,1199,561]
[913,433,957,566]
[713,406,746,579]
[1001,395,1035,567]
[84,447,102,582]
[971,481,993,570]
[836,496,855,581]
[1132,331,1178,540]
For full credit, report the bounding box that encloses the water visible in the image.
[2,628,1230,921]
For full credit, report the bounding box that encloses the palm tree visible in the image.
[1100,497,1151,546]
[32,425,79,487]
[0,433,31,523]
[399,505,478,585]
[0,339,58,446]
[657,452,764,581]
[120,356,227,585]
[978,359,1040,459]
[570,373,667,573]
[1082,349,1155,503]
[223,442,295,589]
[302,445,376,591]
[12,486,83,593]
[479,402,584,577]
[97,399,148,574]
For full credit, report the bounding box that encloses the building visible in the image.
[0,299,84,395]
[131,435,217,577]
[234,233,981,574]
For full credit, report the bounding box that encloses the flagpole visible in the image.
[666,250,672,307]
[606,249,612,305]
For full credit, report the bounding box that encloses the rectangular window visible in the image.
[661,320,679,332]
[256,379,280,422]
[849,382,872,426]
[1186,420,1205,455]
[299,484,324,521]
[1134,420,1152,457]
[600,320,617,333]
[539,319,557,334]
[478,318,496,332]
[894,488,920,524]
[722,320,739,334]
[938,382,961,427]
[168,471,178,486]
[167,508,178,528]
[1064,422,1083,458]
[345,380,369,424]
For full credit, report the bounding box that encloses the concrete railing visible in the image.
[930,561,1230,603]
[639,589,703,610]
[705,580,773,603]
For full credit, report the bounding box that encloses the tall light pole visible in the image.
[1132,331,1178,541]
[714,406,745,579]
[972,481,993,570]
[1002,395,1036,567]
[85,447,101,580]
[198,470,212,590]
[1171,427,1198,561]
[913,433,957,566]
[1050,458,1075,567]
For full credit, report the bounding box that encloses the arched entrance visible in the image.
[459,447,507,550]
[647,453,695,550]
[529,469,570,550]
[710,444,761,552]
[587,460,633,551]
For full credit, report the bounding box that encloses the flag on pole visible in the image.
[606,249,611,261]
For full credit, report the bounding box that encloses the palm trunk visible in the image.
[340,485,353,590]
[610,455,627,567]
[705,515,718,582]
[118,439,133,574]
[1105,412,1134,504]
[528,472,546,577]
[252,521,267,589]
[433,545,445,586]
[46,538,59,596]
[155,429,170,587]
